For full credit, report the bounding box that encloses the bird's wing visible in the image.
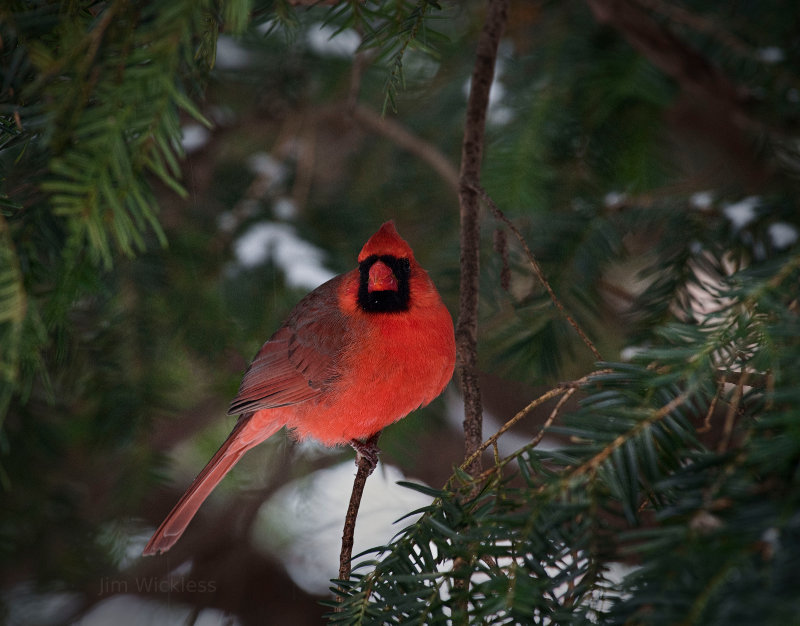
[227,276,353,415]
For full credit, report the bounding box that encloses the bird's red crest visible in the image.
[358,221,415,262]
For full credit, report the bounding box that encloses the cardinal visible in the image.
[143,221,456,555]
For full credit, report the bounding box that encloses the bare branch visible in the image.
[337,431,381,592]
[457,0,510,478]
[351,104,459,191]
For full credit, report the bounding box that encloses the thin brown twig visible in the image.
[530,386,577,450]
[718,371,748,453]
[291,115,317,212]
[466,181,604,362]
[351,104,459,191]
[466,370,610,483]
[82,3,120,73]
[473,389,575,485]
[337,431,381,595]
[341,5,459,191]
[346,47,370,110]
[466,388,690,499]
[461,386,569,476]
[698,379,723,433]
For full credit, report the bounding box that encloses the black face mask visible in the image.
[357,255,411,313]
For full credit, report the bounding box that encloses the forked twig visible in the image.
[460,386,570,477]
[463,370,611,483]
[530,386,578,450]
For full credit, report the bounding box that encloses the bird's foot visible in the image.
[349,435,381,475]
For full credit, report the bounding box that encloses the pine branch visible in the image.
[323,0,446,114]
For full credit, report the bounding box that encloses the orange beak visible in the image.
[367,260,398,293]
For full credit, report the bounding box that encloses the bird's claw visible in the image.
[349,437,380,475]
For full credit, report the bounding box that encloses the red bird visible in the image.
[143,222,455,555]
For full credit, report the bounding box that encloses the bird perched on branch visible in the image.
[143,221,456,555]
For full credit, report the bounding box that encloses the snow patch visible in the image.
[75,594,239,626]
[463,45,514,125]
[180,123,210,154]
[214,35,252,70]
[723,196,760,229]
[604,191,627,207]
[255,461,433,595]
[689,190,714,211]
[232,221,335,290]
[306,23,361,57]
[247,152,287,182]
[272,197,298,220]
[757,47,784,64]
[768,222,798,249]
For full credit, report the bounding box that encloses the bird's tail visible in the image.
[142,415,282,555]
